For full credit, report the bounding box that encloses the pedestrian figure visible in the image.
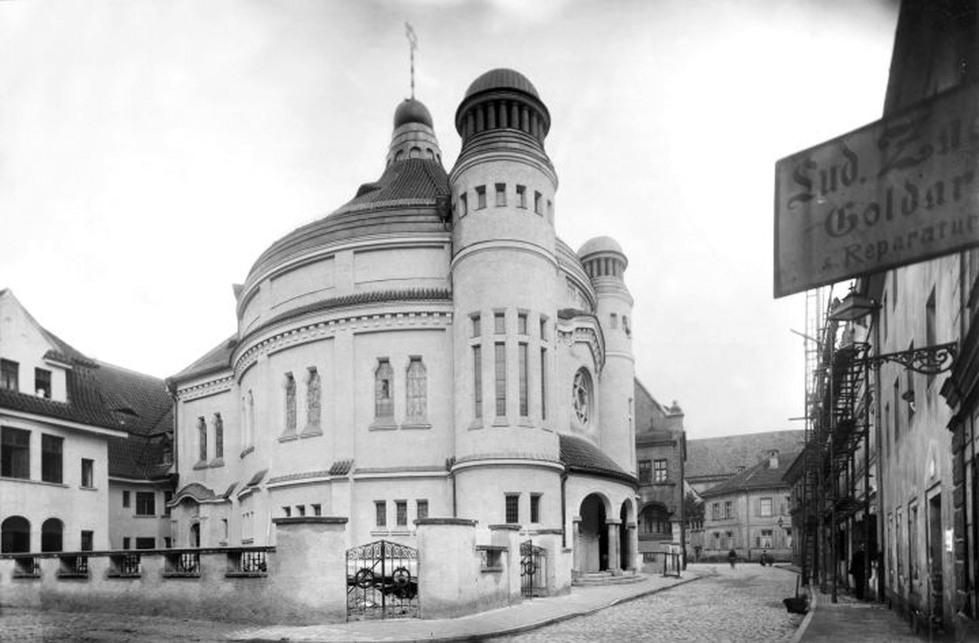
[728,548,737,569]
[849,544,866,600]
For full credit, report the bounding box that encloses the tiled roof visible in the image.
[246,159,449,284]
[172,482,217,504]
[686,430,804,481]
[559,433,636,486]
[170,336,237,383]
[0,301,173,481]
[701,451,800,498]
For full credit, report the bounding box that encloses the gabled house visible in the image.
[0,289,174,554]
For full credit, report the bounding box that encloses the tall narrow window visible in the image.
[375,359,394,420]
[123,490,131,508]
[396,500,408,527]
[518,343,528,417]
[306,367,321,432]
[471,314,481,338]
[213,413,224,459]
[530,494,541,523]
[375,501,387,527]
[197,417,207,462]
[473,346,483,419]
[164,491,172,516]
[540,347,547,420]
[417,499,429,521]
[653,459,667,483]
[926,288,937,387]
[517,313,528,335]
[475,185,487,209]
[0,359,18,391]
[80,530,93,552]
[284,372,297,434]
[516,185,527,208]
[534,191,542,214]
[81,458,93,488]
[459,192,468,216]
[34,368,51,398]
[505,494,519,523]
[247,390,255,447]
[41,434,63,483]
[495,183,506,206]
[893,377,901,441]
[495,342,507,417]
[406,357,427,422]
[494,312,506,335]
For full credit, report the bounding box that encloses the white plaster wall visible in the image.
[0,292,68,401]
[454,463,563,540]
[0,417,111,551]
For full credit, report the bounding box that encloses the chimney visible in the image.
[769,450,779,468]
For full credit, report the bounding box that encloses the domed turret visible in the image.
[454,68,552,154]
[387,98,442,166]
[578,236,629,280]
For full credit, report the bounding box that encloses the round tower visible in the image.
[449,69,562,530]
[578,237,636,475]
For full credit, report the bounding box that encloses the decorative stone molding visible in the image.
[177,376,234,402]
[234,308,452,382]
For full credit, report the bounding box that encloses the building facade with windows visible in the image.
[0,289,174,555]
[165,69,644,581]
[633,382,686,554]
[699,449,796,562]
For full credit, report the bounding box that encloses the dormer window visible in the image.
[1,359,18,392]
[34,368,51,398]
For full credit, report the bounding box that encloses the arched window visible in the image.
[406,357,427,422]
[247,390,255,446]
[197,417,207,462]
[572,368,593,427]
[41,517,63,552]
[2,516,30,553]
[284,372,296,434]
[306,367,321,432]
[190,522,201,548]
[213,413,224,459]
[375,359,394,420]
[409,146,421,159]
[639,504,670,537]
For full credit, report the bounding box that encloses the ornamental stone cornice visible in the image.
[557,318,605,372]
[176,375,235,402]
[234,307,452,382]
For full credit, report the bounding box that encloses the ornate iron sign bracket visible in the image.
[858,342,958,375]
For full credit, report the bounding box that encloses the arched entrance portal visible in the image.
[579,494,608,572]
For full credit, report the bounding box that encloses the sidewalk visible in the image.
[228,571,702,642]
[793,587,933,643]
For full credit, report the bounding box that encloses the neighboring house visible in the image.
[634,382,685,554]
[700,449,797,562]
[685,430,804,495]
[0,290,174,554]
[164,69,645,588]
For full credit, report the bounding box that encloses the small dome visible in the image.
[465,68,539,99]
[394,98,433,128]
[578,236,625,258]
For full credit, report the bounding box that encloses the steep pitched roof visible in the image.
[701,451,800,498]
[0,291,173,481]
[686,430,805,482]
[170,335,237,383]
[559,433,636,486]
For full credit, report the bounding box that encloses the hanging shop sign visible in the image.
[774,81,979,298]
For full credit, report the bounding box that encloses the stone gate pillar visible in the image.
[626,521,638,572]
[271,516,348,623]
[571,516,582,578]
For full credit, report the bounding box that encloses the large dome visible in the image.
[393,98,433,128]
[464,68,539,99]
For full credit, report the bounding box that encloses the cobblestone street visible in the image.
[491,564,805,643]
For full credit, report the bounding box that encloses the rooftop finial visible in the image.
[405,22,418,99]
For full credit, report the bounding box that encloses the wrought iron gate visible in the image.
[520,540,546,598]
[346,540,419,620]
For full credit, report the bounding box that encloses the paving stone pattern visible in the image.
[492,564,805,643]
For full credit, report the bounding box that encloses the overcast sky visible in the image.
[0,0,899,439]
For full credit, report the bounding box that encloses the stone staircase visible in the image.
[572,570,645,586]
